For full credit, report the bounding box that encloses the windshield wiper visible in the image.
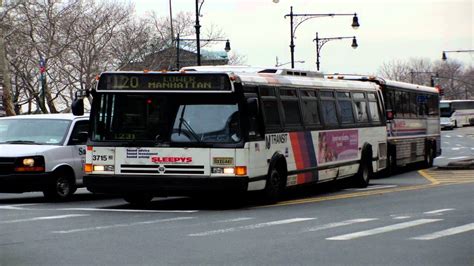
[4,140,42,145]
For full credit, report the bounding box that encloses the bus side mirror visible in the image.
[72,98,84,116]
[247,98,259,116]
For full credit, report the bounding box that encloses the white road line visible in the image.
[392,216,411,220]
[56,208,198,213]
[189,218,315,237]
[412,223,474,240]
[213,217,254,223]
[305,218,378,232]
[424,208,455,215]
[0,214,89,224]
[52,217,194,234]
[445,135,452,138]
[451,148,461,151]
[0,204,39,210]
[326,219,442,240]
[448,156,469,160]
[456,135,463,138]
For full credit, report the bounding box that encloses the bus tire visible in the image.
[424,142,435,168]
[353,149,372,188]
[123,193,153,206]
[263,168,284,203]
[43,169,76,202]
[386,147,397,175]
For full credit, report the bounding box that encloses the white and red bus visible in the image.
[440,100,474,129]
[72,67,388,204]
[333,75,441,171]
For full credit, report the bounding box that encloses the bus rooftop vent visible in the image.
[280,69,323,78]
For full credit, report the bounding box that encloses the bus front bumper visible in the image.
[84,174,249,196]
[0,173,54,193]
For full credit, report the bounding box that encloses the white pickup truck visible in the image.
[0,113,89,201]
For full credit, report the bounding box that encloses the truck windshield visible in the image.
[0,119,71,145]
[91,93,241,145]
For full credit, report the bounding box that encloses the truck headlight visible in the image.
[14,156,45,172]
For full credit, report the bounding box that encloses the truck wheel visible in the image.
[43,171,76,201]
[124,193,153,206]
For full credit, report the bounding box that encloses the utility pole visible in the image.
[0,0,16,116]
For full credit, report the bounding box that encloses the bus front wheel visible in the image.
[263,168,284,203]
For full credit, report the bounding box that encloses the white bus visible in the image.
[440,100,474,129]
[72,67,388,205]
[333,75,441,171]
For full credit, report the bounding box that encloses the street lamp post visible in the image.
[313,32,357,71]
[284,6,359,69]
[442,50,474,61]
[195,0,206,66]
[176,34,230,69]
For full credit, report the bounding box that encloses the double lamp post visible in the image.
[284,6,360,69]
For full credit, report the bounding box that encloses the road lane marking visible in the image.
[424,208,455,215]
[326,219,442,240]
[304,218,378,232]
[448,156,469,160]
[52,217,194,234]
[56,208,198,213]
[456,135,463,138]
[0,214,89,224]
[189,218,315,237]
[445,135,451,138]
[392,216,411,220]
[0,204,39,210]
[412,223,474,240]
[451,148,461,151]
[213,217,254,223]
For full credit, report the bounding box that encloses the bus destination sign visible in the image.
[98,73,232,91]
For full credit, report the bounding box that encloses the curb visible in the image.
[436,159,474,170]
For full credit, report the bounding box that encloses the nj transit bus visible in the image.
[72,67,388,205]
[332,75,441,171]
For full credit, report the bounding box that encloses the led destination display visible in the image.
[98,73,232,91]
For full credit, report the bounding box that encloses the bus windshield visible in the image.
[91,93,241,145]
[439,102,453,117]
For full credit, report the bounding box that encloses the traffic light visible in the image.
[435,85,444,96]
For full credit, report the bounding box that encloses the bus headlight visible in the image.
[93,165,114,172]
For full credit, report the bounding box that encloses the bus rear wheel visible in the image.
[424,143,435,168]
[353,151,372,188]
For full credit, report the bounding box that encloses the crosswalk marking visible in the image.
[305,218,378,232]
[52,217,194,234]
[0,214,88,224]
[326,219,442,240]
[189,218,315,237]
[424,208,455,215]
[412,223,474,240]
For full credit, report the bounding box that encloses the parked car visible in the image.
[0,113,89,201]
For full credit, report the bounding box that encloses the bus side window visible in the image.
[353,92,368,123]
[259,86,282,131]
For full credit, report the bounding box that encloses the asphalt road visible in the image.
[435,126,474,167]
[1,167,473,266]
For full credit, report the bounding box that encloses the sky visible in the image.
[134,0,473,74]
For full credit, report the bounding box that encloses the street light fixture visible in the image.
[176,34,231,69]
[284,6,359,68]
[313,32,358,71]
[442,50,474,61]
